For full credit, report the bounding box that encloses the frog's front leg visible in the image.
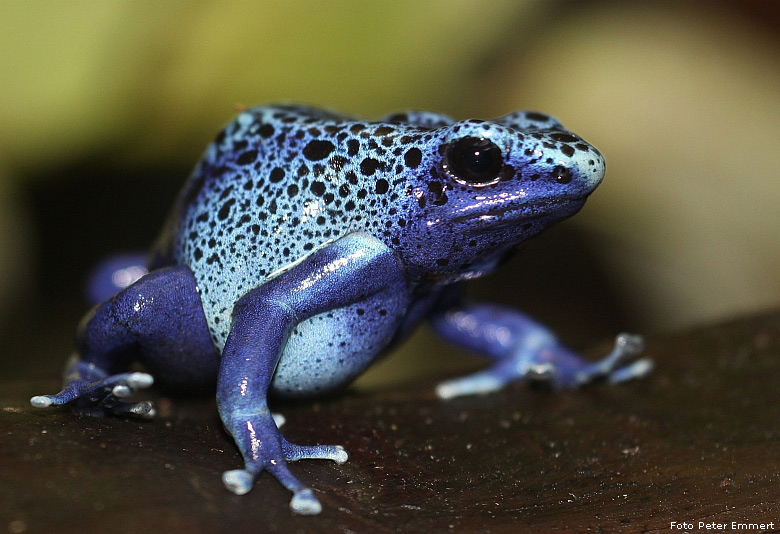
[216,232,405,515]
[430,301,652,399]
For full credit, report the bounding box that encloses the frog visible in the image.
[31,104,651,515]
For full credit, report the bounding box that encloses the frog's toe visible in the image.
[615,333,645,356]
[435,371,504,399]
[283,441,349,464]
[110,400,156,418]
[608,357,654,384]
[125,372,154,390]
[110,373,153,398]
[289,488,322,516]
[222,469,255,495]
[30,395,55,408]
[272,412,286,428]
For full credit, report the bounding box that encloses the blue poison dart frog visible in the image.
[32,105,652,515]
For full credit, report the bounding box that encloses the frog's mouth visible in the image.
[452,198,587,230]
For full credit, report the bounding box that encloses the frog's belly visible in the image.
[270,298,405,398]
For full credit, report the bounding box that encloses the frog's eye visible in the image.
[444,137,504,186]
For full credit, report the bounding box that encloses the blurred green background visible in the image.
[1,0,778,388]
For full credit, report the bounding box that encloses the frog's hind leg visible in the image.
[31,265,219,417]
[430,302,652,399]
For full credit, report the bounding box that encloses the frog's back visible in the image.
[163,105,444,349]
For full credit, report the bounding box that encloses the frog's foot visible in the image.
[221,440,348,515]
[573,333,652,386]
[30,372,155,418]
[223,468,322,515]
[436,333,652,399]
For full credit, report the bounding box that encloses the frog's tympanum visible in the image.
[32,105,650,515]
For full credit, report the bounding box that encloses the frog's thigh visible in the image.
[78,264,219,389]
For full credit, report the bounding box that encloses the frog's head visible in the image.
[393,111,605,280]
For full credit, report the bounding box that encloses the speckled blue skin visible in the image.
[32,105,651,515]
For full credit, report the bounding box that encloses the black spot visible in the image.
[500,165,516,181]
[375,179,389,194]
[436,258,449,266]
[258,123,274,138]
[287,184,299,197]
[339,184,350,197]
[217,199,235,220]
[552,166,572,184]
[218,186,234,201]
[237,149,258,165]
[297,163,309,177]
[551,133,578,143]
[357,189,367,199]
[347,139,360,156]
[194,248,203,261]
[526,112,550,122]
[404,147,422,168]
[270,167,285,183]
[576,143,590,152]
[560,145,575,157]
[357,308,365,316]
[323,192,334,204]
[386,113,409,123]
[345,200,356,211]
[303,140,335,161]
[360,158,381,176]
[374,126,393,136]
[310,181,326,196]
[345,171,358,185]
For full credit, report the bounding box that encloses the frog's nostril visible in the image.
[552,166,572,184]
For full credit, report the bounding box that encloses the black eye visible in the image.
[445,137,504,185]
